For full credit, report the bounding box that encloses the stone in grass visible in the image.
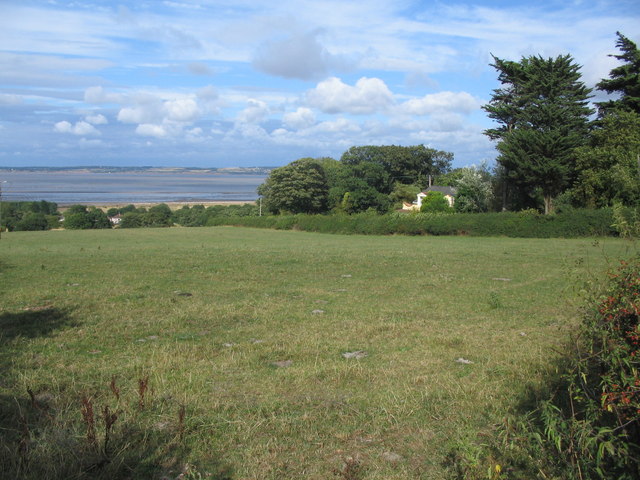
[492,277,512,282]
[455,357,474,364]
[312,309,325,315]
[222,342,235,348]
[272,360,293,368]
[382,451,403,463]
[341,274,352,278]
[342,350,367,359]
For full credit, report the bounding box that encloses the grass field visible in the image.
[0,227,635,479]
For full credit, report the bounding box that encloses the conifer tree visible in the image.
[596,32,640,116]
[483,54,593,213]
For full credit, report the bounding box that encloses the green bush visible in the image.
[556,257,640,478]
[63,206,111,230]
[1,201,59,232]
[14,212,49,231]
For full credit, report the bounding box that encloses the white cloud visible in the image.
[54,120,100,136]
[283,107,316,129]
[85,114,108,125]
[236,99,269,124]
[135,124,167,138]
[118,105,158,124]
[164,97,199,122]
[399,91,481,115]
[306,77,393,114]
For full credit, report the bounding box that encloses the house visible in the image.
[402,185,458,211]
[108,214,122,225]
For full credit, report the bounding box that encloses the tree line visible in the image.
[259,32,640,215]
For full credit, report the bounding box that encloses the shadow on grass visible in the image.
[0,306,78,344]
[0,306,235,479]
[0,389,234,480]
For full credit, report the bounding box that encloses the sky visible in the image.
[0,0,638,169]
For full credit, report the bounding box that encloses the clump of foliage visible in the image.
[1,200,60,232]
[170,203,259,227]
[119,203,173,228]
[420,191,453,213]
[538,257,640,478]
[454,166,494,213]
[64,205,111,230]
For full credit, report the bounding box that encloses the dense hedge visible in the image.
[203,208,622,238]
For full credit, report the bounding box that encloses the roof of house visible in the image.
[421,185,458,196]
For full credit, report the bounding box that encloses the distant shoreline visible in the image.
[58,200,256,211]
[0,166,275,175]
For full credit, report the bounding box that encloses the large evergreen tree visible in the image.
[483,54,593,213]
[596,32,640,116]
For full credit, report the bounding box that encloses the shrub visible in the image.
[420,191,453,213]
[555,257,640,478]
[14,212,49,231]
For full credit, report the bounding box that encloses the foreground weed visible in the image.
[0,376,229,479]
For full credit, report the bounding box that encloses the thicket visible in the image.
[0,200,60,232]
[203,208,625,238]
[63,205,111,230]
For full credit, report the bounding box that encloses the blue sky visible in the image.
[1,0,638,169]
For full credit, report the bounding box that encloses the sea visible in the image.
[0,170,267,205]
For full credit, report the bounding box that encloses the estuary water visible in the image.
[0,171,267,205]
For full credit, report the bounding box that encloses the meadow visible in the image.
[0,227,635,479]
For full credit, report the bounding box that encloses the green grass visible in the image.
[0,227,635,479]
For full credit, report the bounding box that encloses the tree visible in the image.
[63,205,111,229]
[389,182,421,206]
[483,54,593,213]
[87,207,111,229]
[257,158,329,214]
[596,32,640,116]
[14,212,49,231]
[340,145,452,187]
[146,203,173,227]
[569,110,640,207]
[454,167,494,213]
[326,161,392,213]
[64,212,93,229]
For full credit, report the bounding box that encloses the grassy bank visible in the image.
[0,228,634,479]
